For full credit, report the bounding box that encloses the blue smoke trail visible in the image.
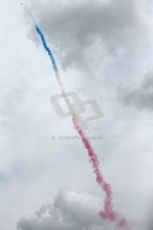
[21,3,58,74]
[35,26,58,74]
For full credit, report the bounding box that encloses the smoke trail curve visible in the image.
[35,26,58,73]
[35,24,131,230]
[22,4,131,229]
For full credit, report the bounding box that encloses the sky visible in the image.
[1,0,153,229]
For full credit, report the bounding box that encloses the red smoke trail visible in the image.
[73,117,130,230]
[21,4,131,228]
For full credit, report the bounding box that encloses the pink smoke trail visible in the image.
[73,117,130,230]
[22,4,131,229]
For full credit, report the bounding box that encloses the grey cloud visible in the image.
[17,190,112,230]
[120,73,153,111]
[31,0,148,68]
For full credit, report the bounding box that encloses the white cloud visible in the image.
[0,0,153,229]
[17,190,113,230]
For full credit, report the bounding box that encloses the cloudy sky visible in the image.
[1,0,153,229]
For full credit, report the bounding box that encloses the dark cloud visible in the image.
[120,73,153,111]
[31,0,147,68]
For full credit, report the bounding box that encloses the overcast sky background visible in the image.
[1,0,153,229]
